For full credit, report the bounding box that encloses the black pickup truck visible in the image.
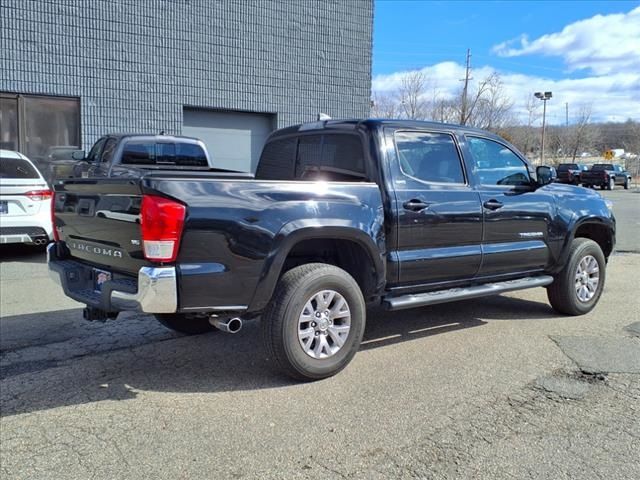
[49,120,616,380]
[556,163,588,185]
[580,163,632,190]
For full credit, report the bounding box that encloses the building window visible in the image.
[0,92,80,168]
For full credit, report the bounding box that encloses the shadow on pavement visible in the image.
[0,294,563,417]
[0,244,48,263]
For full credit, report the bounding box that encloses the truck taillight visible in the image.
[25,189,53,201]
[140,195,186,262]
[51,192,59,241]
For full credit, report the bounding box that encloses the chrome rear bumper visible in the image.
[47,243,177,313]
[111,267,177,313]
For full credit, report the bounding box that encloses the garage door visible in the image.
[182,109,275,172]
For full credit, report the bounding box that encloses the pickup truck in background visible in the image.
[68,134,217,179]
[556,163,589,185]
[49,119,616,380]
[580,163,631,190]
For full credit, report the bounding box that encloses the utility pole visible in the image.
[565,102,569,127]
[459,48,472,125]
[534,91,553,164]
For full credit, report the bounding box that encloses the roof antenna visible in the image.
[317,113,331,121]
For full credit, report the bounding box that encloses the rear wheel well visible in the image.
[574,223,613,258]
[281,238,379,300]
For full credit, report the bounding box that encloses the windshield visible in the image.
[557,164,578,171]
[592,164,613,171]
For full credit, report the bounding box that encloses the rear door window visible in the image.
[394,131,465,184]
[0,157,40,179]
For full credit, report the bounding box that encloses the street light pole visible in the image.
[534,91,552,164]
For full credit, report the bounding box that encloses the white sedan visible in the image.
[0,150,53,245]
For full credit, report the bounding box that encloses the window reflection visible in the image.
[467,136,530,186]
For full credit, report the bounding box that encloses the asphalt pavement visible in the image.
[1,189,639,479]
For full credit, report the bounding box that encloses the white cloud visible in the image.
[373,6,640,124]
[492,6,640,75]
[372,63,640,124]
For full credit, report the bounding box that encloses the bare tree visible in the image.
[521,94,541,156]
[371,70,515,129]
[470,74,514,131]
[567,105,597,160]
[397,70,430,120]
[371,92,400,118]
[458,73,494,126]
[432,96,459,123]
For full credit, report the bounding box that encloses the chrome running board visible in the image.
[384,275,554,311]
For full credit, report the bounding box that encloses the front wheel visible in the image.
[547,238,606,316]
[262,263,366,381]
[624,178,629,190]
[155,313,218,334]
[608,177,615,190]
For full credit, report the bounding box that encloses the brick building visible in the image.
[0,0,373,171]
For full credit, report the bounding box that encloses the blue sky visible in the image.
[372,1,640,123]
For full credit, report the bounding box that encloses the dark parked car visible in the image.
[580,163,631,190]
[556,163,589,185]
[48,120,616,380]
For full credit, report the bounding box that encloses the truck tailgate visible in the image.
[54,178,151,275]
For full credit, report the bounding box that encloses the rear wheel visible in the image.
[155,313,217,334]
[547,238,606,316]
[262,263,366,381]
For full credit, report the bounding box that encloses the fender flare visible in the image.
[551,216,615,274]
[247,219,386,312]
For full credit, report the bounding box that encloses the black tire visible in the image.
[624,179,629,190]
[607,177,614,190]
[547,238,606,316]
[261,263,366,381]
[155,313,217,334]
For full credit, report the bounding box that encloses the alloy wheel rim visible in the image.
[574,255,600,302]
[298,290,351,359]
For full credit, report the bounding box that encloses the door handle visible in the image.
[403,199,430,211]
[483,199,504,210]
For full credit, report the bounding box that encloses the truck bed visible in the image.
[53,171,384,312]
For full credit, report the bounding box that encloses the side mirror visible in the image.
[71,150,86,161]
[536,166,557,186]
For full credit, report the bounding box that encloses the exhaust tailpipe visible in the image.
[32,238,47,245]
[209,316,243,334]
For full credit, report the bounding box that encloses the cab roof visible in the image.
[270,118,504,141]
